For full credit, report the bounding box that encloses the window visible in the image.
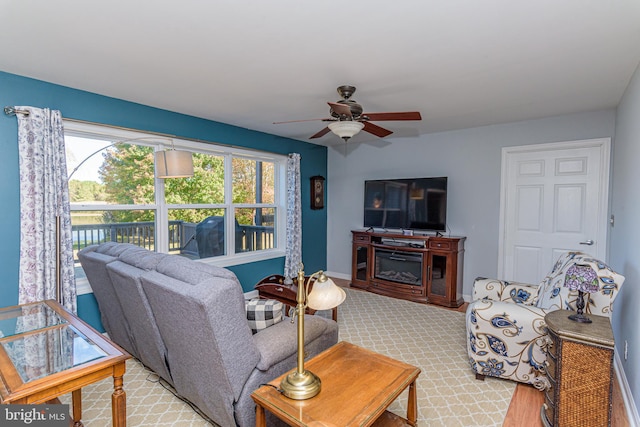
[64,122,286,292]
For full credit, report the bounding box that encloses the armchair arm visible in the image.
[472,277,539,305]
[251,315,332,371]
[466,299,555,386]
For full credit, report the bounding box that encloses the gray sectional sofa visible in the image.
[78,242,339,427]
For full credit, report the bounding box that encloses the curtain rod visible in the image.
[5,108,289,158]
[4,106,30,116]
[63,117,283,157]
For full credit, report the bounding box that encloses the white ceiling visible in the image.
[1,1,640,146]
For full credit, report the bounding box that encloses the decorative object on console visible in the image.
[310,175,325,210]
[563,263,599,323]
[280,266,346,400]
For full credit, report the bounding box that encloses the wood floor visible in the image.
[334,280,630,426]
[503,378,629,427]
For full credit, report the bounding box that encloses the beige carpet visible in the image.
[338,288,515,427]
[61,288,515,426]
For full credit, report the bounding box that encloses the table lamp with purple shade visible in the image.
[563,263,600,323]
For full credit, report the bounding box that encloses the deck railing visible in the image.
[72,220,274,258]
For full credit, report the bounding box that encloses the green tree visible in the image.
[99,144,155,223]
[164,153,226,223]
[98,145,272,226]
[231,158,275,225]
[68,180,107,202]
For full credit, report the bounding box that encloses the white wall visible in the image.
[610,61,640,421]
[327,104,640,419]
[326,109,616,299]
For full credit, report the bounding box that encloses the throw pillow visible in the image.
[245,298,284,334]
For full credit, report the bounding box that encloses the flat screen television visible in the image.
[363,177,447,232]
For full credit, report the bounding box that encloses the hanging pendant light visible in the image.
[155,149,194,178]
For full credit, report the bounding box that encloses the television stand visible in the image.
[351,229,465,307]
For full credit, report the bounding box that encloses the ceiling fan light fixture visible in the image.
[328,121,364,142]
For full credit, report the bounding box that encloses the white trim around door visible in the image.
[498,138,611,282]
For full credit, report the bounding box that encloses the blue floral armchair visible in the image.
[465,251,624,389]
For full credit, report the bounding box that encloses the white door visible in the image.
[498,138,610,284]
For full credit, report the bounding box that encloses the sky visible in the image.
[65,136,114,182]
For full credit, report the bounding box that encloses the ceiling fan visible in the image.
[274,85,422,142]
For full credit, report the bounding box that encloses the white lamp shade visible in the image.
[328,121,364,140]
[155,150,194,178]
[307,276,347,311]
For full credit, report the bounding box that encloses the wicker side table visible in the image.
[542,310,615,427]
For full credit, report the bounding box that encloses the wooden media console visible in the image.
[351,229,465,307]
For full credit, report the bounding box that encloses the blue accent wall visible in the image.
[0,71,327,329]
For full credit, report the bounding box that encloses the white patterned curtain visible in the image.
[16,107,77,313]
[284,153,302,284]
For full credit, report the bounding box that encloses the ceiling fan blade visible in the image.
[273,117,330,124]
[363,112,422,121]
[310,127,332,139]
[363,122,393,138]
[328,102,352,118]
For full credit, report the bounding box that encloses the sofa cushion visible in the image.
[245,299,284,333]
[94,241,138,257]
[106,260,173,384]
[140,270,260,427]
[77,245,137,356]
[252,314,337,371]
[155,254,238,281]
[118,246,168,270]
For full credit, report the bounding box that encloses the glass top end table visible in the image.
[0,301,67,339]
[0,300,130,427]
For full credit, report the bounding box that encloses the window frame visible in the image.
[65,121,287,294]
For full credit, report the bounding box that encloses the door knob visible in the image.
[579,239,594,245]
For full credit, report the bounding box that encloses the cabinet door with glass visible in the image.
[426,248,464,308]
[351,243,371,288]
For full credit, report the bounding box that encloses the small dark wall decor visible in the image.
[310,175,325,210]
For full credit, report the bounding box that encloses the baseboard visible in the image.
[615,351,640,426]
[324,271,474,304]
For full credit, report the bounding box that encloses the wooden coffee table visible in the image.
[0,300,130,427]
[252,341,420,427]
